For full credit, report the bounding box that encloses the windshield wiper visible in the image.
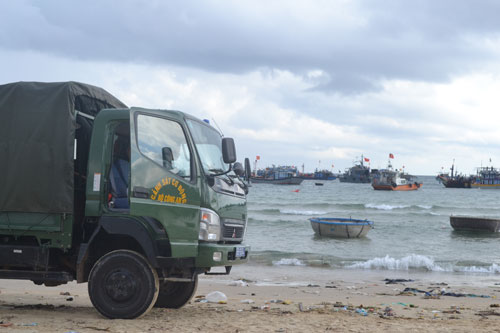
[208,168,226,173]
[207,165,232,177]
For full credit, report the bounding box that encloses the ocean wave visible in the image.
[365,203,410,210]
[272,258,306,266]
[280,209,328,216]
[347,254,500,274]
[457,264,500,274]
[365,203,433,211]
[347,254,447,271]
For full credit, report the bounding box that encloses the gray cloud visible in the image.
[2,0,500,95]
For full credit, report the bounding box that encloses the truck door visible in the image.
[129,108,201,258]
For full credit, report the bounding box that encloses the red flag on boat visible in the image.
[389,153,394,159]
[293,189,300,192]
[364,157,370,162]
[256,155,260,160]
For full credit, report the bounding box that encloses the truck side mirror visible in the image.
[222,138,237,164]
[162,147,173,169]
[233,162,244,177]
[244,158,251,180]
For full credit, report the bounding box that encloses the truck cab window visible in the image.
[109,124,131,210]
[137,114,191,178]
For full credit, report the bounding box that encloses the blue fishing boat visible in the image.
[309,217,373,238]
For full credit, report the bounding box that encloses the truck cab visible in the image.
[0,82,250,319]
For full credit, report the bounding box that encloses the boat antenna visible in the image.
[211,118,224,137]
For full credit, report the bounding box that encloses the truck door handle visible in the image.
[133,186,150,198]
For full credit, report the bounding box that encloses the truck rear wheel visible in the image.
[154,275,198,308]
[88,250,159,319]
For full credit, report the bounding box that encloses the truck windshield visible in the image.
[186,119,229,175]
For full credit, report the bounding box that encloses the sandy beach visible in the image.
[1,265,500,332]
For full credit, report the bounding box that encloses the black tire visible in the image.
[154,275,198,308]
[88,250,159,319]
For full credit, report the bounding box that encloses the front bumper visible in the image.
[195,243,250,268]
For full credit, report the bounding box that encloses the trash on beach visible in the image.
[60,291,71,296]
[205,291,228,303]
[20,323,38,326]
[355,308,368,316]
[384,279,414,284]
[307,284,320,288]
[240,299,255,304]
[251,305,270,310]
[476,310,500,317]
[441,291,491,298]
[298,302,305,312]
[382,306,395,317]
[228,280,249,287]
[66,296,74,301]
[268,299,292,305]
[402,285,493,299]
[0,322,13,328]
[490,304,500,307]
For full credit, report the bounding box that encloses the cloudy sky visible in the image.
[2,0,500,175]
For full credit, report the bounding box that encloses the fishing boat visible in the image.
[471,166,500,189]
[251,176,303,185]
[450,216,500,232]
[436,162,472,188]
[371,159,421,191]
[251,165,304,185]
[309,217,373,238]
[338,155,372,183]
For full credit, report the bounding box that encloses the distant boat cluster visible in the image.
[250,165,337,185]
[250,154,422,191]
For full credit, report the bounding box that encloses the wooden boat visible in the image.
[309,217,373,238]
[450,216,500,232]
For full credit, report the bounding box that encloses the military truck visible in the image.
[0,82,251,319]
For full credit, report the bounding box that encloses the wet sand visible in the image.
[1,265,500,332]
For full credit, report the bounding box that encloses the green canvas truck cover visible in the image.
[0,81,126,214]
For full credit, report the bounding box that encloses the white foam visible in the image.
[273,258,306,266]
[457,263,500,274]
[417,205,432,209]
[348,254,447,272]
[280,209,327,215]
[365,203,409,210]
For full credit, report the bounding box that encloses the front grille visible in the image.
[221,219,245,241]
[222,225,244,239]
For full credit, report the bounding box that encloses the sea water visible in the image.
[244,176,500,275]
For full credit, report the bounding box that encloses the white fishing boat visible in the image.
[309,217,373,238]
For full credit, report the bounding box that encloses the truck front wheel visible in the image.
[88,250,159,319]
[154,275,198,308]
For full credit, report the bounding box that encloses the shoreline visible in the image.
[1,265,500,332]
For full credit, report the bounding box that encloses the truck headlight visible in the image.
[199,208,221,242]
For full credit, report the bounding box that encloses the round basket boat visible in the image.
[309,217,373,238]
